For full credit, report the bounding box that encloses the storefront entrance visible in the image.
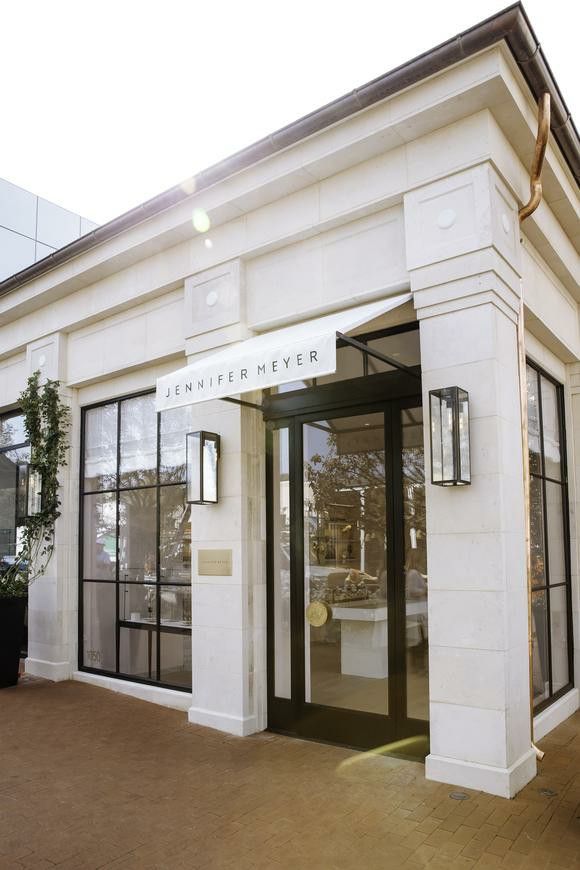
[266,364,428,755]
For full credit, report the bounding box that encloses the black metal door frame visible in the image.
[266,372,426,750]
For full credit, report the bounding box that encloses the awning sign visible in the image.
[156,332,336,411]
[155,292,412,411]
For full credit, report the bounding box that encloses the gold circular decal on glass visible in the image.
[305,601,329,627]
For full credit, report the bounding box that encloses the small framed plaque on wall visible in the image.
[198,549,233,576]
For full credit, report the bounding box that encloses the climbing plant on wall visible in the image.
[0,371,71,598]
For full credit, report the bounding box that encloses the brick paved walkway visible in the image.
[1,680,579,869]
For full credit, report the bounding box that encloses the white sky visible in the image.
[0,0,577,224]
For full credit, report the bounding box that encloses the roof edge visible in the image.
[1,3,578,300]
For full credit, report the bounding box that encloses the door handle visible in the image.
[305,601,329,627]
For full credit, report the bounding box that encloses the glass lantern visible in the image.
[186,431,220,504]
[429,387,470,486]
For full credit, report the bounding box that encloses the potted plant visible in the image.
[0,372,70,688]
[0,563,28,687]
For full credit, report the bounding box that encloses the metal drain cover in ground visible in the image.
[449,792,469,801]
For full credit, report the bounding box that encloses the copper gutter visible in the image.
[518,92,551,762]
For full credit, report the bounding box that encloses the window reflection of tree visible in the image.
[305,428,386,583]
[160,487,191,582]
[119,487,156,581]
[402,444,427,574]
[120,397,157,486]
[85,404,118,489]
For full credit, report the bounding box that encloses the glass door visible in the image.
[268,400,428,753]
[303,413,389,718]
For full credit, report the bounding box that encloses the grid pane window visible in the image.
[119,395,157,488]
[527,363,572,710]
[83,404,118,491]
[159,484,191,582]
[80,392,192,690]
[0,413,30,578]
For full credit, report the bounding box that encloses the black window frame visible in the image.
[78,389,192,692]
[0,409,30,656]
[0,409,30,538]
[527,359,574,713]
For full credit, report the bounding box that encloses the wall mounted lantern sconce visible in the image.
[429,387,471,486]
[17,462,43,518]
[186,431,220,504]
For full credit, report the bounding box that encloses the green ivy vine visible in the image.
[0,371,71,598]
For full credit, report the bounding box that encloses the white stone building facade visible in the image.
[0,5,578,798]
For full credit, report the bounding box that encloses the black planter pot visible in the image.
[0,597,27,688]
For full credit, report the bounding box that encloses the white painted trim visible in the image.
[534,688,580,741]
[188,704,260,737]
[425,748,537,799]
[25,658,71,682]
[73,671,192,712]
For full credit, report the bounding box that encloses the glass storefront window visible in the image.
[83,404,118,491]
[119,488,157,582]
[541,378,561,480]
[83,582,117,672]
[159,406,193,483]
[80,392,191,690]
[160,585,191,627]
[272,427,291,700]
[82,492,117,580]
[160,632,191,688]
[527,363,572,710]
[119,627,157,680]
[119,582,157,623]
[0,412,27,449]
[0,413,30,578]
[402,406,428,722]
[527,366,542,475]
[120,395,157,488]
[159,485,191,582]
[529,476,546,587]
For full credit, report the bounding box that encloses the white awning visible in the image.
[156,292,412,411]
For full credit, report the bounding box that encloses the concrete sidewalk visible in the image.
[0,679,579,869]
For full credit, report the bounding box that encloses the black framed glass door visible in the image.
[267,397,428,754]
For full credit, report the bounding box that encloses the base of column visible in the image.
[426,748,537,799]
[188,705,260,737]
[25,657,71,682]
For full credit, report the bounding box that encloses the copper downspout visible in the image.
[518,92,550,762]
[519,93,551,222]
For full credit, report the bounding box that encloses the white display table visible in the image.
[331,599,388,679]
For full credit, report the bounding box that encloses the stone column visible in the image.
[186,395,266,736]
[182,259,267,735]
[25,334,78,681]
[405,164,536,797]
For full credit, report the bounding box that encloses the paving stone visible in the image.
[0,680,579,868]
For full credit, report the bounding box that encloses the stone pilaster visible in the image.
[406,164,536,796]
[182,260,267,735]
[25,333,78,681]
[186,395,266,735]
